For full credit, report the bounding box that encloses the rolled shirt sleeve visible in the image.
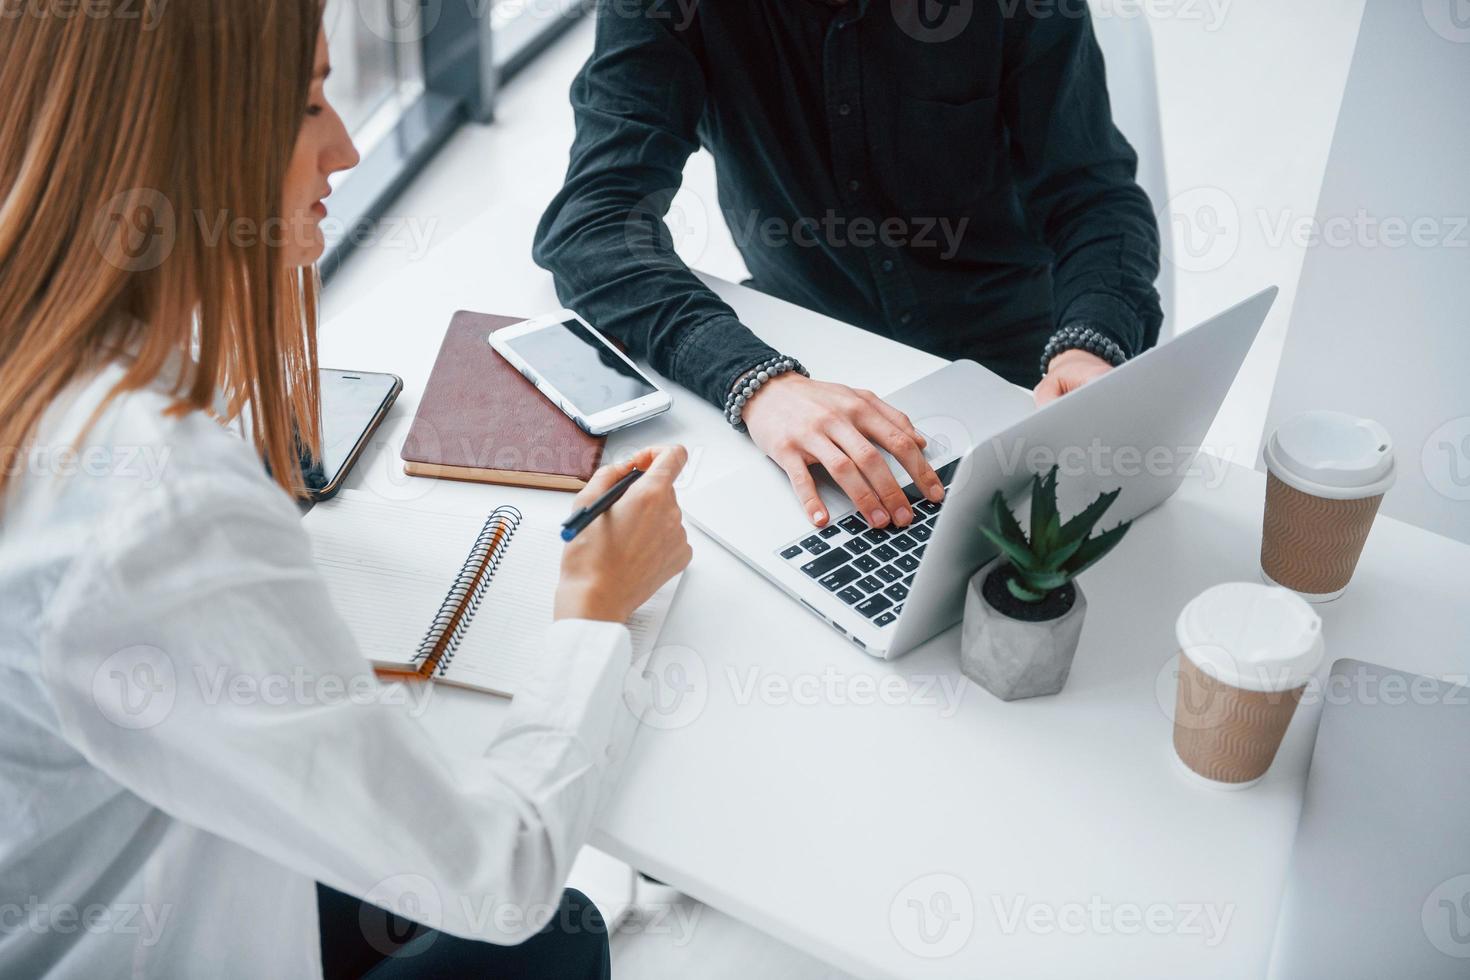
[39,472,644,945]
[532,0,779,408]
[1000,6,1164,359]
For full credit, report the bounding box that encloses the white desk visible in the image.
[322,208,1470,979]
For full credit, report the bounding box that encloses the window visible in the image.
[491,0,588,76]
[319,0,589,274]
[322,0,425,159]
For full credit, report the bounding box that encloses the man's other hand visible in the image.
[1033,349,1115,406]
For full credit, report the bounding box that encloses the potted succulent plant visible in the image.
[961,466,1132,701]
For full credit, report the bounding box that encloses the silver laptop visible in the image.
[1268,659,1470,979]
[685,287,1277,659]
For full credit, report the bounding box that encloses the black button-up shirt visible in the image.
[535,0,1163,407]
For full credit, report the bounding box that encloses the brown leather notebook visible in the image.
[400,311,605,491]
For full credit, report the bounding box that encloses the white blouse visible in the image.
[0,362,644,978]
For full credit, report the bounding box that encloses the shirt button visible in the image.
[899,312,913,325]
[881,259,895,273]
[838,104,851,117]
[847,179,861,192]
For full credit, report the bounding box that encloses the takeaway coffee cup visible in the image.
[1172,583,1324,789]
[1260,410,1395,602]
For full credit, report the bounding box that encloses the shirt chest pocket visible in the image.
[877,94,1005,215]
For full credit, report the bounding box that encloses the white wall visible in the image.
[1262,0,1470,543]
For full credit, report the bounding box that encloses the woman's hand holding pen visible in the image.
[554,445,693,624]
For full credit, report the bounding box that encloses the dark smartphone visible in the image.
[298,369,403,501]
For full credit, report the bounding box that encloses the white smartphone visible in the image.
[489,309,673,435]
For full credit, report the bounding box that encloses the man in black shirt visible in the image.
[535,0,1162,532]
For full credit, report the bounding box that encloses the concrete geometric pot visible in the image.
[960,557,1088,701]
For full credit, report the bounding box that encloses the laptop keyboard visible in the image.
[777,459,958,628]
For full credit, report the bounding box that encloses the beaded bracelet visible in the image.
[1039,322,1128,377]
[724,354,809,433]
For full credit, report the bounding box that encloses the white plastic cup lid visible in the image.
[1263,410,1395,500]
[1176,583,1324,692]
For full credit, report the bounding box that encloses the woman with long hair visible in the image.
[0,2,691,977]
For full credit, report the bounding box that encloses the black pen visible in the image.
[560,468,644,541]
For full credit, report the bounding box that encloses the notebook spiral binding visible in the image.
[415,505,523,675]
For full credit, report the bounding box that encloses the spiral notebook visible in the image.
[303,490,680,697]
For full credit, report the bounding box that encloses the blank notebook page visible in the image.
[304,491,491,669]
[451,522,681,695]
[446,523,560,694]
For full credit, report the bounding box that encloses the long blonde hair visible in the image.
[0,0,323,501]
